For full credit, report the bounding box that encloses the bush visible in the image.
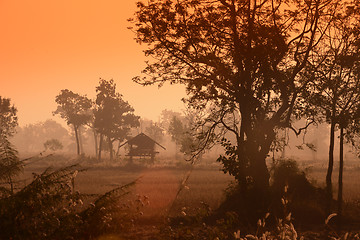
[270,159,326,225]
[216,159,326,231]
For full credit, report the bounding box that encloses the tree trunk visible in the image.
[108,136,113,161]
[129,144,133,164]
[78,126,83,155]
[337,126,344,229]
[252,155,270,191]
[74,125,80,155]
[93,130,98,158]
[116,141,122,158]
[9,176,14,195]
[98,134,103,161]
[326,119,336,215]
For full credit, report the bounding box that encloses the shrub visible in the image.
[270,159,326,225]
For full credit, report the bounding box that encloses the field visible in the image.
[24,162,233,219]
[19,157,360,239]
[23,158,360,209]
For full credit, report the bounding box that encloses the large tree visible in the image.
[54,90,92,155]
[131,0,341,193]
[94,79,139,161]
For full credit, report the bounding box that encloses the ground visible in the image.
[20,157,360,239]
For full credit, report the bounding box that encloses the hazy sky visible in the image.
[0,0,186,126]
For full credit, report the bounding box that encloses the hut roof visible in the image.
[119,133,166,150]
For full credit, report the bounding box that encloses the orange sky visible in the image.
[0,0,186,126]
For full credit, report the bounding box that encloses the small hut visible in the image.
[119,133,166,163]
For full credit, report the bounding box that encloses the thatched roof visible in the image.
[119,133,166,150]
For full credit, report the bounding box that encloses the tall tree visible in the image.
[54,90,92,155]
[305,2,360,216]
[94,79,139,161]
[131,0,341,195]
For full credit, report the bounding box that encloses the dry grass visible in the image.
[78,167,233,219]
[21,158,360,222]
[306,162,360,201]
[22,162,233,222]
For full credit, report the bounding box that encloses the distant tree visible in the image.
[11,119,70,154]
[145,121,164,142]
[54,90,92,155]
[0,96,18,141]
[168,116,185,146]
[168,116,185,159]
[131,0,344,198]
[44,139,64,152]
[168,112,200,158]
[94,79,140,161]
[159,109,183,134]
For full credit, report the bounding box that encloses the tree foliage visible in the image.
[131,0,342,192]
[168,116,185,145]
[303,1,360,215]
[94,79,140,161]
[44,139,64,152]
[54,90,92,155]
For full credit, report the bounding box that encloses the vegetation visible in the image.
[0,156,147,239]
[11,119,70,154]
[131,0,360,226]
[44,138,64,152]
[54,90,92,155]
[94,78,140,161]
[131,0,335,195]
[0,96,18,140]
[2,0,360,238]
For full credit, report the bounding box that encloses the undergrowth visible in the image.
[0,143,148,239]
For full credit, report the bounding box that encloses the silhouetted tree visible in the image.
[305,3,360,217]
[131,0,342,197]
[94,79,139,161]
[54,90,92,155]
